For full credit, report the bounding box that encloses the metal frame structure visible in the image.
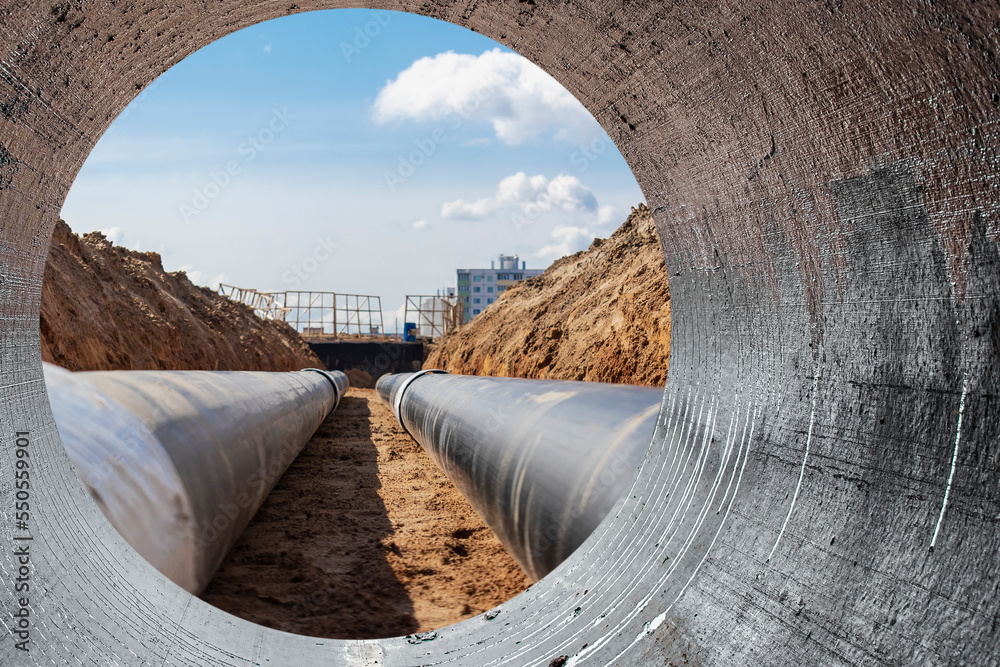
[218,285,385,337]
[217,284,288,321]
[403,294,463,339]
[275,291,384,337]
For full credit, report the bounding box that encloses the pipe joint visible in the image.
[391,369,449,436]
[301,368,348,411]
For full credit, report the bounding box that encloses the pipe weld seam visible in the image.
[393,369,449,437]
[301,368,341,412]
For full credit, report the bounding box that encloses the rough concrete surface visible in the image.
[0,1,997,666]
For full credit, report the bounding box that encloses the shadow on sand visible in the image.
[200,394,418,639]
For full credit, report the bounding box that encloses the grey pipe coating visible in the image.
[43,363,349,594]
[377,371,662,581]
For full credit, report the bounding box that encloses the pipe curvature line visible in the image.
[43,362,349,595]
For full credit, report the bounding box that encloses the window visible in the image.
[473,297,481,304]
[487,286,493,293]
[473,286,481,293]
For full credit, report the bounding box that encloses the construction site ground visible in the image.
[43,208,669,639]
[200,387,531,638]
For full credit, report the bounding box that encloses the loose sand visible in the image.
[200,387,531,638]
[426,203,670,386]
[41,219,319,371]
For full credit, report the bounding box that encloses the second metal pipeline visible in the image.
[45,363,348,594]
[376,371,662,580]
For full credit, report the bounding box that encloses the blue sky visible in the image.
[61,9,644,331]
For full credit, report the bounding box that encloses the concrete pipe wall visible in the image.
[42,363,348,594]
[376,371,662,581]
[0,1,997,665]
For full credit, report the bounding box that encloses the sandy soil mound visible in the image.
[41,219,320,371]
[201,387,530,637]
[426,204,670,386]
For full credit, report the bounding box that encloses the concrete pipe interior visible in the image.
[1,1,998,665]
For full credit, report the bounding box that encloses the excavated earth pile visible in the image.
[426,204,670,386]
[41,219,321,371]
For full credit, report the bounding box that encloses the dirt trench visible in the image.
[42,220,531,638]
[200,387,531,638]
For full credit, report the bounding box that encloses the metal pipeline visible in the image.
[376,370,662,581]
[43,362,348,594]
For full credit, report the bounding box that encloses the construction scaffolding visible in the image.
[404,295,463,339]
[217,284,288,321]
[275,291,384,337]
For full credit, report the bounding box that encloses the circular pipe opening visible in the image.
[2,1,996,664]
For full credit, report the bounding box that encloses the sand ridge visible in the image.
[426,204,670,386]
[41,219,320,372]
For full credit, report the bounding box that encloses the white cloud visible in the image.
[461,137,491,148]
[389,302,407,332]
[441,172,598,221]
[597,204,616,226]
[373,49,602,145]
[179,266,225,290]
[98,227,125,245]
[412,219,429,230]
[441,197,494,220]
[97,226,148,253]
[536,225,595,261]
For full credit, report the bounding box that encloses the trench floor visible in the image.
[199,387,530,639]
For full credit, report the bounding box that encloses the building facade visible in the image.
[456,254,545,322]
